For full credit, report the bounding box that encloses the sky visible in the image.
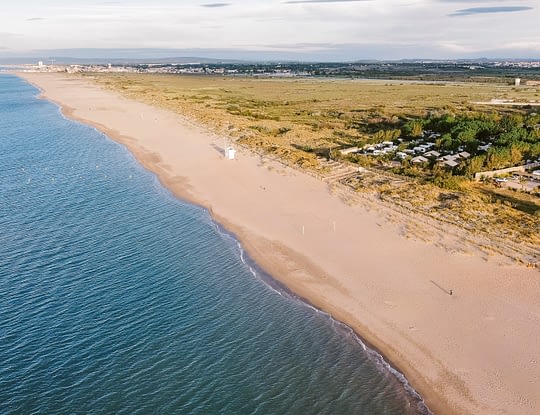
[0,0,539,61]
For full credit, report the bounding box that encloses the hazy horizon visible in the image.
[1,47,540,65]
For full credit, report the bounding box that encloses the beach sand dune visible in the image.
[19,72,540,415]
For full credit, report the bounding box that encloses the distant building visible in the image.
[38,61,43,67]
[424,150,440,159]
[411,156,428,164]
[339,147,359,155]
[225,147,236,160]
[443,159,459,168]
[478,143,492,151]
[515,78,521,87]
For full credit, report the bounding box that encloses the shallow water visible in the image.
[0,74,429,414]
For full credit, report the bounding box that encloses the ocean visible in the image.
[0,74,430,414]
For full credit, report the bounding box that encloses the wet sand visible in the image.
[19,72,540,415]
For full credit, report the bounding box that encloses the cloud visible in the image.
[201,3,230,7]
[2,1,539,60]
[0,32,20,38]
[450,6,533,16]
[441,0,521,2]
[284,0,371,4]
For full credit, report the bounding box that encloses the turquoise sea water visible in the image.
[0,74,430,414]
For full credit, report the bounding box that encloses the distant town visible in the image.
[18,59,540,83]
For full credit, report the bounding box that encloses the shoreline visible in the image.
[16,72,540,415]
[214,218,431,413]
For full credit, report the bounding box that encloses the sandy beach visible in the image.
[18,72,539,415]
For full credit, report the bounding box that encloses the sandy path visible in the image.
[18,72,540,415]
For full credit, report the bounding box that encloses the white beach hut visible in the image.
[225,146,236,160]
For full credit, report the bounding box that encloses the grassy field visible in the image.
[88,74,540,163]
[86,73,540,262]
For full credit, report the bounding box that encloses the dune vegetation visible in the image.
[86,73,540,263]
